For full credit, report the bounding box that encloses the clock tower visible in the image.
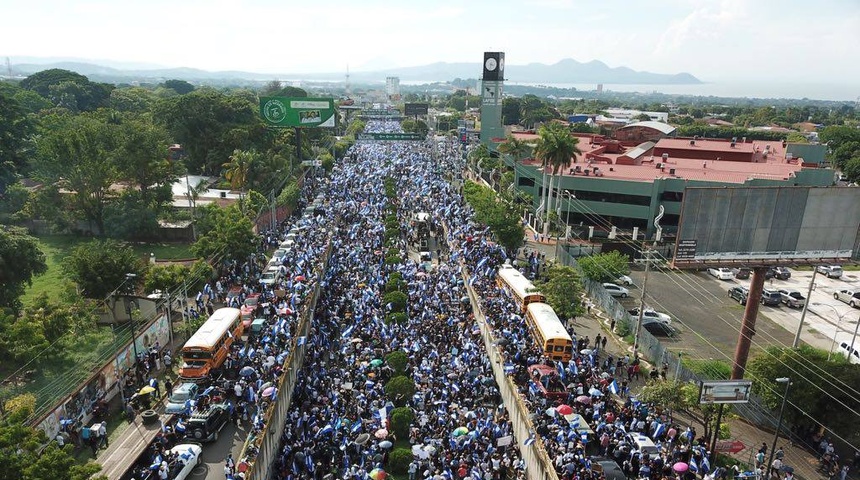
[480,52,505,147]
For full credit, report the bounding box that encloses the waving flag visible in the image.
[523,435,536,446]
[297,336,306,346]
[608,380,619,395]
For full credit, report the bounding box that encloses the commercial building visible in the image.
[504,134,832,239]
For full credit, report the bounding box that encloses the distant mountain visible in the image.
[8,57,702,85]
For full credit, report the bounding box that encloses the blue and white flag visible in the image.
[523,435,536,446]
[608,380,619,395]
[317,424,333,437]
[700,454,711,473]
[341,325,355,338]
[689,456,698,473]
[297,336,306,346]
[652,422,666,439]
[351,421,362,433]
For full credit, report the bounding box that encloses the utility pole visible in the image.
[793,268,817,348]
[633,249,652,358]
[732,266,766,379]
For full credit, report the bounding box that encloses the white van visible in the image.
[259,266,281,287]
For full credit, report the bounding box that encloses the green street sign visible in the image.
[260,97,336,128]
[357,133,424,141]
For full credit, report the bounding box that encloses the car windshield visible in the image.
[171,390,193,402]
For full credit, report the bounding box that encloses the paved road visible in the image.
[626,267,798,363]
[188,419,248,480]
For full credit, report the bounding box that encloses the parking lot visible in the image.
[621,267,851,365]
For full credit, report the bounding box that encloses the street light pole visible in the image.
[766,378,792,477]
[814,303,847,361]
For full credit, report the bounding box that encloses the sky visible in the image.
[2,0,859,86]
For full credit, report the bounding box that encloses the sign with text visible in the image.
[260,97,336,128]
[699,380,752,404]
[361,109,402,118]
[357,133,424,141]
[405,103,429,116]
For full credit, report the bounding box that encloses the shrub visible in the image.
[385,277,406,294]
[384,254,402,266]
[384,229,400,241]
[385,351,408,374]
[384,376,415,406]
[383,291,408,313]
[390,407,414,440]
[388,447,414,474]
[385,312,408,325]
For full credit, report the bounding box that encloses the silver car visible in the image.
[602,283,629,298]
[834,289,860,308]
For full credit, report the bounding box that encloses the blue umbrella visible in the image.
[239,366,256,377]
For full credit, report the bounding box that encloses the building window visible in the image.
[518,176,535,187]
[660,191,683,202]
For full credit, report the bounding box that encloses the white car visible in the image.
[602,283,629,298]
[628,308,671,325]
[834,289,860,308]
[616,275,634,286]
[817,265,844,279]
[707,267,735,280]
[168,443,203,480]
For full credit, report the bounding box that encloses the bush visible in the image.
[383,291,408,313]
[387,447,414,474]
[385,351,409,374]
[390,406,414,440]
[384,229,400,242]
[385,277,406,293]
[384,254,402,266]
[384,312,408,325]
[384,376,415,406]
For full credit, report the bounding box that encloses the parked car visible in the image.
[627,307,671,325]
[834,289,860,308]
[728,286,749,305]
[166,383,200,414]
[731,268,751,280]
[760,289,783,307]
[707,267,734,280]
[777,289,806,308]
[616,275,634,286]
[166,443,203,480]
[592,457,628,480]
[817,265,844,279]
[602,283,629,298]
[641,318,677,337]
[185,403,231,442]
[259,266,281,287]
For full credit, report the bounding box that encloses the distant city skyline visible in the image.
[2,0,859,86]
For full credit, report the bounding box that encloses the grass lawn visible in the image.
[22,235,196,306]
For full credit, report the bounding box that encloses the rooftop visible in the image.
[617,121,677,135]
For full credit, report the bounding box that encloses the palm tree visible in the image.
[497,134,533,163]
[534,123,582,233]
[223,149,257,213]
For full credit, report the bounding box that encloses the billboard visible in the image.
[260,97,336,128]
[699,380,753,404]
[405,103,429,116]
[357,133,423,141]
[674,186,860,267]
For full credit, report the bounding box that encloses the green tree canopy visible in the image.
[0,227,47,310]
[0,90,34,193]
[62,239,146,299]
[190,205,256,263]
[400,118,429,137]
[161,79,195,95]
[577,251,631,283]
[534,264,583,320]
[462,181,524,253]
[20,68,112,112]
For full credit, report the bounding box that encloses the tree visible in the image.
[747,345,860,442]
[497,134,533,163]
[0,227,47,310]
[63,239,146,299]
[109,86,156,113]
[384,375,415,406]
[401,118,429,137]
[0,398,104,480]
[190,205,256,263]
[534,264,583,320]
[35,113,120,235]
[462,181,524,253]
[385,350,409,375]
[534,122,582,223]
[223,149,259,213]
[638,380,728,445]
[502,97,522,125]
[115,116,177,204]
[390,407,414,439]
[577,251,631,283]
[0,90,34,194]
[162,79,195,95]
[20,69,112,112]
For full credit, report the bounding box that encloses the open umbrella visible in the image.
[424,445,437,455]
[589,387,603,397]
[576,395,592,404]
[262,386,276,397]
[580,349,592,356]
[556,404,574,415]
[355,433,371,445]
[379,440,393,449]
[139,386,155,395]
[452,426,469,437]
[295,275,306,282]
[239,366,256,377]
[260,381,273,391]
[374,428,388,439]
[370,359,384,367]
[672,462,689,473]
[369,468,387,480]
[496,338,510,346]
[545,407,557,417]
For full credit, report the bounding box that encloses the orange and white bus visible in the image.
[179,307,243,380]
[525,302,573,362]
[496,264,545,312]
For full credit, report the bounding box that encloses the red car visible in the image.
[241,293,261,328]
[529,364,568,402]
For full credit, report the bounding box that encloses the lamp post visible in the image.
[766,377,792,477]
[812,303,849,361]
